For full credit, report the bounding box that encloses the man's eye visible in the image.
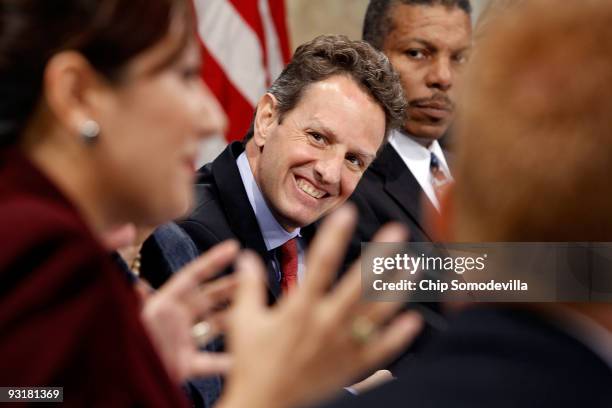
[406,49,426,60]
[309,132,325,143]
[454,54,469,65]
[180,67,201,81]
[346,154,363,168]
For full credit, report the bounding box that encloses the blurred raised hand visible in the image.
[141,241,239,382]
[100,222,239,383]
[218,205,423,408]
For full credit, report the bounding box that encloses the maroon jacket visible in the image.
[0,148,187,407]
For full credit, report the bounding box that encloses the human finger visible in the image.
[232,250,267,314]
[189,352,233,378]
[301,205,357,298]
[327,223,408,318]
[163,240,239,298]
[100,223,136,251]
[360,311,423,370]
[187,275,238,317]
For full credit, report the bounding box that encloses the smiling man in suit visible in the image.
[142,34,406,301]
[350,0,472,244]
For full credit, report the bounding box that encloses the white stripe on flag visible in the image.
[258,0,286,83]
[194,0,267,106]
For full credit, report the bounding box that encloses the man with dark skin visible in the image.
[351,0,472,243]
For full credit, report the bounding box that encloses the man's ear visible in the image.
[426,183,455,242]
[252,93,279,148]
[43,51,106,140]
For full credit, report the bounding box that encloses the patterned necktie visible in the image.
[279,238,298,294]
[430,152,451,201]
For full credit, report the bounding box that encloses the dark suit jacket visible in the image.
[142,142,315,300]
[344,142,445,372]
[319,307,612,408]
[0,148,186,406]
[349,143,434,246]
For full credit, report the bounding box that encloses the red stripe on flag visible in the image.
[193,0,290,142]
[267,0,292,61]
[199,41,256,142]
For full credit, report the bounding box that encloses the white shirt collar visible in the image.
[388,129,452,211]
[236,152,300,251]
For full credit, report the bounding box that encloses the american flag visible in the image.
[193,0,291,163]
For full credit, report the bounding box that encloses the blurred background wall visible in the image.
[287,0,491,49]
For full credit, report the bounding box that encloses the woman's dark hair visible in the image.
[0,0,192,146]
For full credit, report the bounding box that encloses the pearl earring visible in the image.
[79,120,100,143]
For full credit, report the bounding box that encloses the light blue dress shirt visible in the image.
[236,152,306,284]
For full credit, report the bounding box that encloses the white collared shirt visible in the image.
[388,129,452,211]
[236,152,306,283]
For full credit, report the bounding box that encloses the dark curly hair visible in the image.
[245,34,406,142]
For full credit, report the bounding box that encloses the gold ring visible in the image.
[350,316,376,344]
[191,321,213,347]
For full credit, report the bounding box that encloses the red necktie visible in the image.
[279,238,298,294]
[430,152,451,201]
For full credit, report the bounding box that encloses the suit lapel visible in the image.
[211,142,281,298]
[372,144,434,240]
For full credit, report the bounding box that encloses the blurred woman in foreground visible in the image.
[0,0,421,406]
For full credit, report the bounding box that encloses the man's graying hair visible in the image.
[245,34,406,141]
[363,0,472,50]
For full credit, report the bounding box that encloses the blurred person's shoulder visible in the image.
[0,190,86,241]
[0,151,94,243]
[0,147,112,286]
[322,306,612,408]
